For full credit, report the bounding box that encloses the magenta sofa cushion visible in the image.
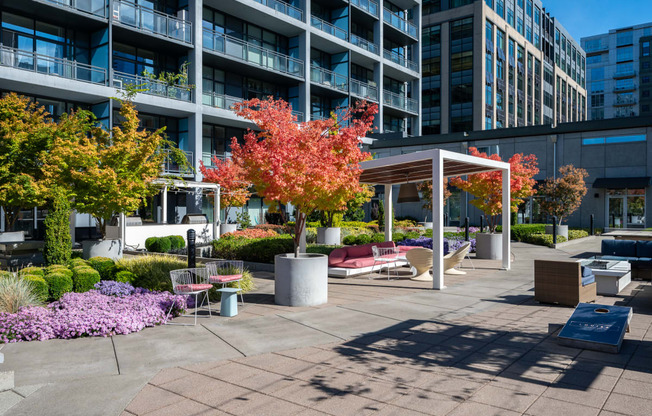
[329,241,402,269]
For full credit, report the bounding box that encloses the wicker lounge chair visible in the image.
[534,259,597,307]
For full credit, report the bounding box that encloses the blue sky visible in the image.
[541,0,652,42]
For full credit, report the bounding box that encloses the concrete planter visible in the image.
[274,253,328,307]
[475,233,502,260]
[82,239,123,260]
[316,227,341,245]
[545,224,569,240]
[219,224,238,236]
[420,222,434,229]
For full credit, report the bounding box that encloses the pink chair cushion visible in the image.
[336,257,377,268]
[346,244,371,258]
[209,274,242,283]
[175,284,212,293]
[397,246,418,253]
[328,248,348,266]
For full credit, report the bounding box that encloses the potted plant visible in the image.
[43,91,185,260]
[540,165,588,240]
[231,98,377,306]
[200,155,250,235]
[450,147,539,260]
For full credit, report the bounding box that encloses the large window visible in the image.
[582,135,646,145]
[616,46,633,62]
[450,17,473,133]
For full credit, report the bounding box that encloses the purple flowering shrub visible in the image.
[0,290,187,343]
[398,237,476,253]
[94,281,135,297]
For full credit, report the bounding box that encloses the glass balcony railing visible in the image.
[162,149,193,176]
[113,70,192,101]
[291,110,304,122]
[615,96,637,105]
[351,0,379,17]
[253,0,303,21]
[0,45,107,84]
[614,84,636,92]
[350,34,379,55]
[613,70,636,79]
[311,16,348,41]
[310,66,348,92]
[382,8,417,38]
[383,90,418,113]
[350,79,378,101]
[42,0,108,18]
[201,152,227,168]
[383,49,418,72]
[203,30,304,78]
[202,91,244,110]
[112,0,192,44]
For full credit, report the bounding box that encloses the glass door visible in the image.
[627,188,645,228]
[607,194,624,229]
[606,188,646,229]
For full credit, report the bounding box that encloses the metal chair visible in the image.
[370,245,400,280]
[205,260,245,306]
[167,268,213,326]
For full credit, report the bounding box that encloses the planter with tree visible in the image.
[450,148,539,260]
[540,165,588,240]
[231,98,377,306]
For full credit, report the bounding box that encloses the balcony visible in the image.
[202,91,244,110]
[614,108,637,118]
[203,30,304,79]
[113,70,192,101]
[613,70,636,79]
[162,149,193,177]
[291,110,305,122]
[41,0,108,18]
[0,45,107,84]
[383,49,418,72]
[351,0,379,17]
[351,79,378,101]
[383,90,418,114]
[350,34,379,55]
[614,96,637,106]
[112,0,192,44]
[201,152,227,168]
[382,8,417,39]
[614,84,637,93]
[253,0,303,22]
[311,16,348,41]
[310,66,348,92]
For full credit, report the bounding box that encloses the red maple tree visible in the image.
[200,156,250,222]
[230,98,377,256]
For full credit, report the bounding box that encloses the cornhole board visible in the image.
[558,303,632,353]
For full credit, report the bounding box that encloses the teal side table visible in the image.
[217,288,241,317]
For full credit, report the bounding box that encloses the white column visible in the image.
[213,185,220,240]
[161,185,168,224]
[384,184,393,242]
[432,153,445,290]
[502,166,511,270]
[120,212,126,251]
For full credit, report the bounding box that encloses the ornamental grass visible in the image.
[0,275,43,314]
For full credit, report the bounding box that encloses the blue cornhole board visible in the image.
[558,303,632,353]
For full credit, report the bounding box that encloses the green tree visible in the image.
[43,189,72,265]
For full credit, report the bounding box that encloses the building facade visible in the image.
[582,22,652,120]
[0,0,421,238]
[421,0,586,135]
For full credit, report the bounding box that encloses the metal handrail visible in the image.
[310,66,348,92]
[161,149,193,176]
[291,110,304,122]
[0,45,107,84]
[42,0,107,18]
[254,0,303,21]
[383,49,418,72]
[615,96,637,105]
[350,79,378,101]
[202,91,244,110]
[311,16,348,41]
[202,29,304,78]
[382,8,417,38]
[201,152,227,168]
[113,70,192,101]
[112,0,192,44]
[351,0,379,17]
[350,34,379,54]
[383,89,418,113]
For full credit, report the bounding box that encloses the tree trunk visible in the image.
[293,211,306,258]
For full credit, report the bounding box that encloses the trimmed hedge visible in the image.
[496,224,546,241]
[71,266,101,293]
[568,229,589,240]
[88,257,117,281]
[521,233,567,247]
[212,236,344,263]
[306,245,342,256]
[22,275,49,302]
[19,267,45,277]
[46,265,73,279]
[145,236,172,253]
[169,235,186,250]
[115,270,137,284]
[67,258,89,269]
[44,272,73,301]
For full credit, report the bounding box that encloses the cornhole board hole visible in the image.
[558,303,632,353]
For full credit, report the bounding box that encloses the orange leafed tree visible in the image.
[449,147,539,232]
[230,98,377,256]
[200,156,250,222]
[539,165,588,225]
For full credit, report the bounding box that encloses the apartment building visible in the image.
[0,0,421,237]
[582,22,652,120]
[421,0,586,135]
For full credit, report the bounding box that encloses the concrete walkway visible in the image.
[2,238,652,415]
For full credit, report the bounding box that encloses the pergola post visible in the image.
[432,152,445,290]
[502,166,511,270]
[384,184,393,242]
[161,185,168,224]
[120,212,126,251]
[213,185,220,240]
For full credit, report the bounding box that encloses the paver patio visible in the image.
[2,237,652,416]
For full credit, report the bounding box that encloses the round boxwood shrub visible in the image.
[342,235,357,245]
[145,236,172,253]
[169,235,185,251]
[46,265,73,279]
[22,274,49,302]
[19,267,45,277]
[68,258,89,269]
[370,233,385,243]
[356,234,371,245]
[71,266,101,293]
[115,270,137,284]
[88,257,117,281]
[44,272,73,301]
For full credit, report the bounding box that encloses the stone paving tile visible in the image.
[143,398,225,416]
[389,388,462,415]
[611,377,652,400]
[525,396,600,416]
[219,391,307,416]
[551,369,620,392]
[124,384,185,415]
[148,367,196,387]
[0,390,23,414]
[469,384,539,413]
[158,373,250,408]
[541,382,611,409]
[371,403,432,416]
[447,401,521,416]
[311,393,385,416]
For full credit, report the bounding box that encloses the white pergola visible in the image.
[359,149,511,290]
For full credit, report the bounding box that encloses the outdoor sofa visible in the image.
[328,241,416,277]
[600,239,652,279]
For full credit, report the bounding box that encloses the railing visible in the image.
[310,66,348,92]
[311,16,348,41]
[253,0,303,21]
[201,152,227,168]
[162,149,193,176]
[112,0,192,44]
[42,0,107,18]
[0,46,107,84]
[350,79,378,101]
[383,90,418,113]
[615,96,637,105]
[291,110,304,122]
[351,0,379,17]
[382,8,417,38]
[613,70,636,79]
[350,34,379,54]
[614,109,637,118]
[383,49,418,72]
[203,29,304,78]
[202,91,244,110]
[614,84,636,92]
[113,70,192,101]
